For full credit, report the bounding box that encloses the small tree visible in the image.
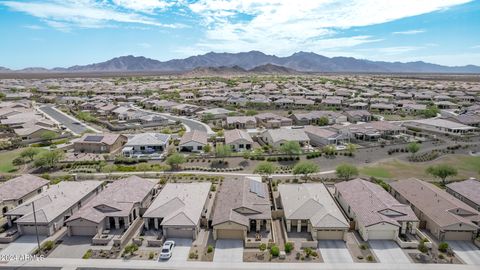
[279,141,302,157]
[323,144,336,157]
[293,161,319,182]
[34,150,64,169]
[203,144,211,154]
[254,161,277,180]
[166,153,185,170]
[438,242,449,253]
[318,116,329,126]
[407,142,420,157]
[346,143,357,156]
[215,144,232,161]
[284,242,294,253]
[270,245,280,257]
[20,147,40,161]
[40,131,57,144]
[426,164,458,185]
[335,163,359,181]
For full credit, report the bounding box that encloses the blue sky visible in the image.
[0,0,479,69]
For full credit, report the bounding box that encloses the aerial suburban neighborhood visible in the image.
[1,1,480,269]
[0,73,479,270]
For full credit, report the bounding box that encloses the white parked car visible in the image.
[159,240,175,260]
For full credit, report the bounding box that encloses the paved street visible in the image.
[318,240,353,263]
[0,235,45,260]
[38,105,93,135]
[48,236,92,259]
[369,240,411,264]
[448,241,480,265]
[133,105,214,134]
[213,240,243,263]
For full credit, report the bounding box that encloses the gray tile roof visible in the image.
[179,130,208,145]
[6,181,103,224]
[335,178,418,227]
[66,176,155,224]
[279,184,349,229]
[212,178,271,227]
[391,178,480,228]
[143,182,211,226]
[125,133,170,147]
[446,179,480,207]
[224,129,253,144]
[0,174,49,202]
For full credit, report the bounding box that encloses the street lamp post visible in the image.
[31,201,41,253]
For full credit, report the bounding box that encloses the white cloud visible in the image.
[392,29,425,35]
[1,0,183,30]
[23,24,44,30]
[358,46,425,55]
[471,45,480,49]
[112,0,174,13]
[138,42,152,48]
[183,0,471,55]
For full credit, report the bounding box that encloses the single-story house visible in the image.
[66,176,155,236]
[196,108,233,120]
[0,174,49,219]
[122,133,170,157]
[291,111,346,126]
[143,182,212,239]
[402,119,478,136]
[278,183,349,240]
[255,113,292,128]
[303,125,349,146]
[224,129,253,152]
[212,178,271,240]
[260,128,310,148]
[178,130,208,152]
[74,133,128,154]
[390,178,480,241]
[446,179,480,211]
[334,178,419,241]
[336,121,405,141]
[5,181,103,237]
[225,116,257,129]
[343,110,372,123]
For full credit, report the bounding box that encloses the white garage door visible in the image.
[166,228,194,239]
[444,231,473,241]
[20,225,49,235]
[368,230,395,240]
[317,230,344,240]
[70,226,97,236]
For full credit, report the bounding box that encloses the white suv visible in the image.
[159,240,175,260]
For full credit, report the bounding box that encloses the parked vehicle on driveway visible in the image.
[159,240,175,260]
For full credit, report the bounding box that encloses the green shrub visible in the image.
[367,255,374,261]
[418,242,428,253]
[360,244,367,250]
[82,249,93,259]
[284,242,294,253]
[207,245,213,253]
[270,245,280,257]
[148,251,155,260]
[41,240,55,251]
[438,242,449,253]
[259,243,267,251]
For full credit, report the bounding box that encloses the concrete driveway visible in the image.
[0,235,45,260]
[448,241,480,265]
[48,236,92,259]
[158,238,192,263]
[213,240,243,262]
[369,240,410,264]
[318,240,353,263]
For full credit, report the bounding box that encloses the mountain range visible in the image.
[2,51,480,74]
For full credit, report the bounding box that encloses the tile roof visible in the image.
[279,184,349,229]
[335,178,418,227]
[143,182,211,226]
[446,179,480,207]
[212,178,271,227]
[391,178,480,228]
[0,174,49,202]
[224,129,253,144]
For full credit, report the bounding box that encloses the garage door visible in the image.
[444,231,473,241]
[70,226,97,236]
[166,228,194,239]
[20,225,49,235]
[317,230,344,240]
[367,230,395,240]
[216,229,244,239]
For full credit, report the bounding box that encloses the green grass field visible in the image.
[360,154,480,182]
[0,148,22,173]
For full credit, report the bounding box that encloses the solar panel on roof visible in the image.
[250,180,266,198]
[84,135,103,142]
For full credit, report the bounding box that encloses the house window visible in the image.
[239,144,244,149]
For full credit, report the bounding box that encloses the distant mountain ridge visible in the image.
[2,51,480,73]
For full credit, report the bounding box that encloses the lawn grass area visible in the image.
[0,148,22,173]
[0,147,49,173]
[360,154,480,182]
